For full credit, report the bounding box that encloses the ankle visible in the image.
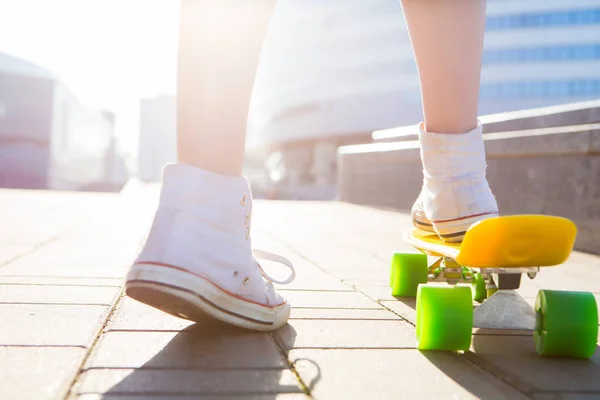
[418,121,487,182]
[423,121,479,135]
[160,164,252,212]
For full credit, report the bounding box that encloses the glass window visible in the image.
[541,47,553,60]
[480,80,600,99]
[574,45,587,59]
[577,81,586,95]
[556,81,569,97]
[482,44,600,64]
[486,9,600,30]
[569,11,579,24]
[530,47,543,61]
[582,9,595,24]
[507,82,521,98]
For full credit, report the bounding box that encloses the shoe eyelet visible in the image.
[243,277,250,285]
[233,271,239,277]
[241,195,247,206]
[245,212,251,225]
[245,228,250,240]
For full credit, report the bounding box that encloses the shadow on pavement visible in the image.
[392,294,600,395]
[100,318,302,398]
[393,296,416,309]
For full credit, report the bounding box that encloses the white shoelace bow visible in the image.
[253,249,296,285]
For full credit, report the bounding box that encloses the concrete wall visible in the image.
[338,123,600,255]
[373,99,600,141]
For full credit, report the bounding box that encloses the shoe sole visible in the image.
[125,263,290,332]
[433,212,499,243]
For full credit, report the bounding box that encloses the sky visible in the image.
[0,0,180,154]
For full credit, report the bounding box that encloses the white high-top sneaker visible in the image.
[411,122,499,242]
[126,164,295,331]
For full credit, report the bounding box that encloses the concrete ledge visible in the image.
[373,100,600,141]
[338,124,600,255]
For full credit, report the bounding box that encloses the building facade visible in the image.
[245,0,600,196]
[479,0,600,114]
[0,53,126,191]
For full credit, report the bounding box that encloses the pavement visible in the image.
[1,186,599,400]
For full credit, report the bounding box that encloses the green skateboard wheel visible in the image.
[535,289,598,358]
[472,273,487,303]
[416,285,473,351]
[390,253,428,297]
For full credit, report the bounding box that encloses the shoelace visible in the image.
[253,249,296,285]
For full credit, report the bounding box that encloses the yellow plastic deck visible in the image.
[407,215,577,268]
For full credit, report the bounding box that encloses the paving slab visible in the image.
[0,244,36,265]
[0,304,109,346]
[86,329,287,369]
[289,349,530,400]
[0,264,129,278]
[275,319,415,349]
[4,189,600,399]
[355,284,397,302]
[0,189,154,400]
[290,308,400,320]
[280,290,382,309]
[0,284,120,305]
[274,269,351,292]
[0,276,122,286]
[0,346,86,400]
[13,243,136,266]
[108,297,194,331]
[466,335,600,394]
[76,369,303,396]
[342,278,389,287]
[77,395,310,400]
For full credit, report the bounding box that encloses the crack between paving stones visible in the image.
[462,352,537,398]
[62,287,126,400]
[271,333,314,399]
[377,301,416,326]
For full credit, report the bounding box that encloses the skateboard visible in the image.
[390,215,598,358]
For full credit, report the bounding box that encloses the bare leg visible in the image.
[177,0,275,176]
[402,0,498,241]
[127,0,294,332]
[400,0,486,134]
